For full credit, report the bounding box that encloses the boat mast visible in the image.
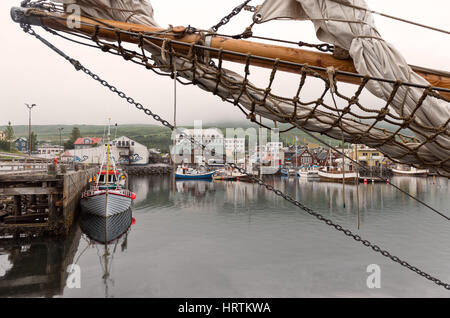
[106,119,111,188]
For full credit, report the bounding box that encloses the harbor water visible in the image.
[1,175,450,297]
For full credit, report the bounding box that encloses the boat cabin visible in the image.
[95,170,123,188]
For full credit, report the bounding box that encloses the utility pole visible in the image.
[58,127,64,153]
[25,103,37,156]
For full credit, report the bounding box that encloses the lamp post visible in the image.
[25,103,37,156]
[58,127,64,152]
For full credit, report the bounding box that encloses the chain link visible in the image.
[21,24,450,292]
[298,41,334,53]
[211,0,253,32]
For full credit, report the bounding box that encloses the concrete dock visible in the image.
[0,164,97,238]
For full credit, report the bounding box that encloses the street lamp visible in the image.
[25,103,37,156]
[58,127,64,152]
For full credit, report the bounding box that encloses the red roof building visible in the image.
[74,137,103,149]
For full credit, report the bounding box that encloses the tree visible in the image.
[64,127,81,150]
[4,122,15,152]
[0,140,9,152]
[31,131,38,152]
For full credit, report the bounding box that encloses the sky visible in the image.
[0,0,449,126]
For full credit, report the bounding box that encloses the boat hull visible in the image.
[260,166,280,175]
[318,170,359,183]
[80,208,132,244]
[392,169,428,177]
[175,171,216,180]
[81,192,132,217]
[298,171,320,179]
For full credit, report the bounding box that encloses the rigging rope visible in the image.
[18,23,450,291]
[328,0,450,36]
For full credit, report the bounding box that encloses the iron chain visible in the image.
[211,0,253,32]
[21,24,450,292]
[298,41,334,53]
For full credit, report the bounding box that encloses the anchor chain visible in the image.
[211,0,253,32]
[20,23,450,292]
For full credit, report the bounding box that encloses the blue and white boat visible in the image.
[175,166,216,180]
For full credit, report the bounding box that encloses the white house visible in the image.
[224,137,245,163]
[174,128,225,164]
[63,136,149,165]
[36,144,64,159]
[112,136,149,165]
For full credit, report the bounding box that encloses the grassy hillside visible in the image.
[0,122,352,153]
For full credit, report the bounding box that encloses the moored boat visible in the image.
[175,166,216,180]
[80,121,136,217]
[392,165,429,177]
[260,165,281,175]
[318,167,359,183]
[297,167,320,180]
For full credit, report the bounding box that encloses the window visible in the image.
[131,142,135,146]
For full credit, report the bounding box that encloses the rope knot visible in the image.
[326,66,337,94]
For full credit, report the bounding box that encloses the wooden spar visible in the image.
[13,8,450,98]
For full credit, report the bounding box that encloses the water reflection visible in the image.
[131,175,449,222]
[0,228,81,297]
[79,210,133,298]
[1,175,449,297]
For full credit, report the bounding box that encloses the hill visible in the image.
[0,122,367,153]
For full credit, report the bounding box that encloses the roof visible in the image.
[74,137,102,145]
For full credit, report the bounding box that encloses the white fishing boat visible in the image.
[318,167,358,183]
[298,167,320,180]
[392,165,429,177]
[80,121,136,217]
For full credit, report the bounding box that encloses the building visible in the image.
[258,142,284,166]
[292,149,318,167]
[15,137,27,153]
[174,128,224,164]
[317,149,341,167]
[224,137,245,163]
[74,137,102,150]
[63,136,149,165]
[36,144,64,159]
[113,136,149,165]
[351,145,387,167]
[0,130,5,141]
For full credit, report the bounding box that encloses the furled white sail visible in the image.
[255,0,450,166]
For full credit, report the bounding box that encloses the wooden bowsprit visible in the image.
[10,6,450,98]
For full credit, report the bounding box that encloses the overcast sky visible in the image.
[0,0,448,126]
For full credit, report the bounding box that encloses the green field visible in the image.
[0,122,345,153]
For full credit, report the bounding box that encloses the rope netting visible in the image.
[15,3,450,176]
